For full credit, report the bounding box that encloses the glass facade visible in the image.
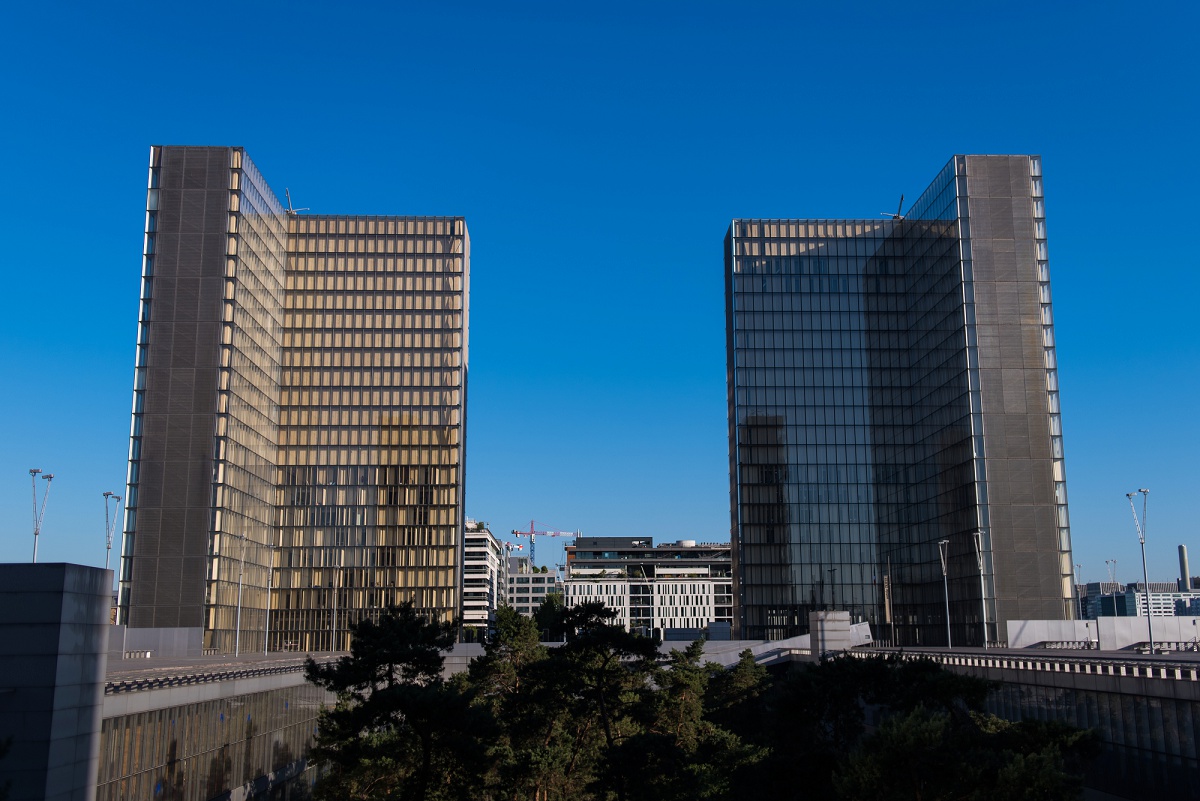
[274,215,468,652]
[726,155,1072,645]
[120,146,469,653]
[97,682,328,801]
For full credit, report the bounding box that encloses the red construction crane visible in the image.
[511,520,581,566]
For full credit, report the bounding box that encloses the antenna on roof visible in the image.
[284,188,309,217]
[880,193,905,220]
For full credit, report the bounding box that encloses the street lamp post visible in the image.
[972,530,988,649]
[938,539,952,647]
[1127,489,1153,653]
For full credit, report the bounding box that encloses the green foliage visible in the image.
[467,606,545,710]
[305,603,485,801]
[612,641,764,801]
[834,707,1099,801]
[307,608,1095,801]
[533,591,566,640]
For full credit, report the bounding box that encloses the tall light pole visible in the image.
[30,470,54,563]
[30,469,41,560]
[103,492,123,571]
[330,572,338,653]
[1080,563,1089,618]
[972,530,988,649]
[1127,489,1153,653]
[938,539,952,647]
[264,542,275,656]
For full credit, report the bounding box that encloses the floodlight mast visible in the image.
[30,469,41,560]
[938,539,952,647]
[235,535,249,657]
[1128,489,1153,653]
[972,530,988,649]
[30,470,54,563]
[103,492,123,571]
[264,541,277,655]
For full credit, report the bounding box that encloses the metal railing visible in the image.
[105,658,333,695]
[855,647,1200,683]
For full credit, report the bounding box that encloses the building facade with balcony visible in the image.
[462,519,506,637]
[563,537,732,637]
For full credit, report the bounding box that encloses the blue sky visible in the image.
[0,1,1196,585]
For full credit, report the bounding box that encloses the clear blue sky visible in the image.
[0,1,1196,586]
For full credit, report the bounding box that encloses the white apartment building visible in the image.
[506,555,560,617]
[563,537,732,636]
[462,519,506,636]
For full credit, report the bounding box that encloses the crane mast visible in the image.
[511,519,581,566]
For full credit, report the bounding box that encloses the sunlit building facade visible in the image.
[506,557,560,618]
[118,145,468,652]
[461,519,507,637]
[563,537,733,635]
[726,155,1073,645]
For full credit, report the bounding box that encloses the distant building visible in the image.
[462,520,506,637]
[1078,581,1200,619]
[506,556,560,617]
[1177,597,1200,616]
[563,537,733,637]
[1076,582,1123,620]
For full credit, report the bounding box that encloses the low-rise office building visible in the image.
[563,537,732,638]
[506,556,559,617]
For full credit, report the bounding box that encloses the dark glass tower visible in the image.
[726,155,1072,646]
[119,146,469,653]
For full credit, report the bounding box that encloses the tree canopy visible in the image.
[306,605,1097,801]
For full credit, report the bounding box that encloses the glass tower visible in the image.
[726,155,1072,646]
[119,146,468,653]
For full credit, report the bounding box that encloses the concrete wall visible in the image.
[810,611,852,655]
[1007,617,1200,651]
[443,642,486,678]
[0,564,111,801]
[1097,616,1200,651]
[110,625,203,658]
[1007,618,1094,648]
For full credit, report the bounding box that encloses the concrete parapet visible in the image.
[1007,617,1200,652]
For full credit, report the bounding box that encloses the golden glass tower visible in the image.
[118,146,468,653]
